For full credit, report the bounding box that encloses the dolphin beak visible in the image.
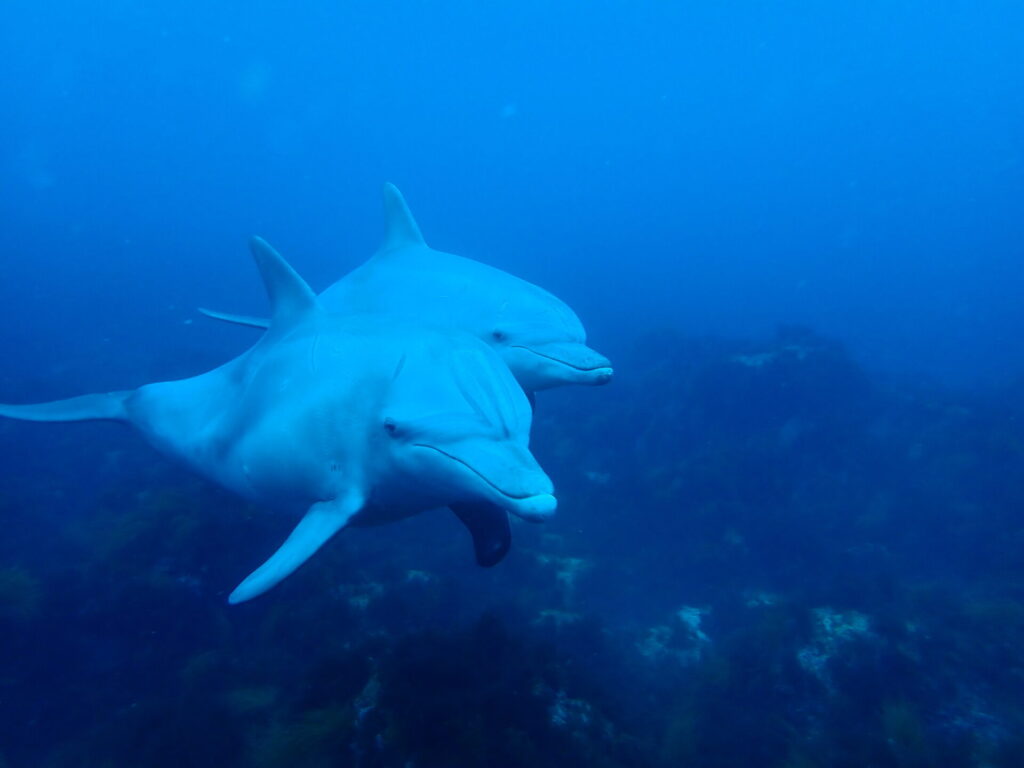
[420,440,557,521]
[515,342,613,386]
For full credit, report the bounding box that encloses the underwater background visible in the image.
[1,1,1023,766]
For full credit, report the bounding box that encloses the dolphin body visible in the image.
[0,239,556,603]
[201,185,613,394]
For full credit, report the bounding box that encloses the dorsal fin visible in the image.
[248,237,319,329]
[379,183,426,252]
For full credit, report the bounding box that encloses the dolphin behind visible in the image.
[201,184,613,393]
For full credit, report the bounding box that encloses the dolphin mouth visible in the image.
[511,345,612,373]
[413,444,543,501]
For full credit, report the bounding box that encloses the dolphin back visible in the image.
[0,391,132,423]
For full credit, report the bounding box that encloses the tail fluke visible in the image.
[0,391,131,423]
[198,308,270,330]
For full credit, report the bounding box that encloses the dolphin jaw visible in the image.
[411,443,555,512]
[509,345,609,372]
[506,493,557,522]
[583,366,614,385]
[510,344,614,386]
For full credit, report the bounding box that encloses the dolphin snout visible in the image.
[488,444,554,502]
[515,341,613,387]
[431,439,556,517]
[496,449,557,522]
[560,343,613,386]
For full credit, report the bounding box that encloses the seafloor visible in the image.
[0,326,1021,767]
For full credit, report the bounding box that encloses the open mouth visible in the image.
[510,345,611,372]
[414,444,536,500]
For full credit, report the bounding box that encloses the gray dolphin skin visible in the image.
[0,238,555,603]
[201,184,613,393]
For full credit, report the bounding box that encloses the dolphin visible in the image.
[0,238,556,603]
[201,184,613,394]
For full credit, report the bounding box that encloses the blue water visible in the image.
[1,2,1023,766]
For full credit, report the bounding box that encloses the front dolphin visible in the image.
[0,238,556,604]
[201,184,613,394]
[225,312,557,604]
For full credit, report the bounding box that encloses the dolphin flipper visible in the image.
[229,495,362,604]
[198,308,270,330]
[0,391,131,422]
[451,502,512,567]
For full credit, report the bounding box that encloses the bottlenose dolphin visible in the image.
[201,184,613,394]
[0,238,555,603]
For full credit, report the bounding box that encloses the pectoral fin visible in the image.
[450,502,512,567]
[229,495,362,604]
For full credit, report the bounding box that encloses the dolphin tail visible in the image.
[198,307,270,330]
[0,391,132,423]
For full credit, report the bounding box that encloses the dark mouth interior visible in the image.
[413,444,531,500]
[510,345,610,372]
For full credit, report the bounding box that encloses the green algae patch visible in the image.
[252,706,354,768]
[225,686,280,715]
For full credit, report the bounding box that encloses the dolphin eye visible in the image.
[492,330,507,342]
[383,417,399,437]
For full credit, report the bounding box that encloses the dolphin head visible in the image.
[484,290,613,391]
[449,272,611,392]
[379,340,556,521]
[355,185,613,393]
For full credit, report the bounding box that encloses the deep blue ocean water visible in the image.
[1,2,1023,766]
